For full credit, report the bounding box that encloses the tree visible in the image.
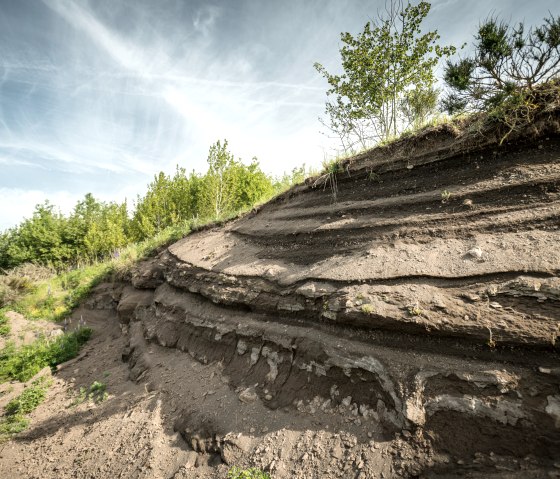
[204,140,235,218]
[4,202,70,268]
[314,1,455,151]
[442,14,560,114]
[131,172,176,240]
[83,201,129,259]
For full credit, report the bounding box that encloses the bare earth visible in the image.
[1,113,560,478]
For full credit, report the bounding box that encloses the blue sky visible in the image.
[0,0,557,230]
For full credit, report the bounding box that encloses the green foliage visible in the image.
[314,1,455,151]
[5,377,51,416]
[88,381,108,403]
[131,140,277,241]
[0,139,303,284]
[273,165,309,192]
[0,376,51,441]
[69,380,108,407]
[0,327,92,383]
[14,262,110,321]
[0,310,9,336]
[0,196,130,270]
[443,13,560,114]
[0,414,28,439]
[227,467,271,479]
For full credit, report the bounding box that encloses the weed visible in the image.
[361,304,375,314]
[368,170,381,183]
[407,305,423,316]
[0,415,28,441]
[0,327,92,383]
[88,381,108,403]
[5,377,51,416]
[69,380,108,407]
[0,376,51,441]
[227,466,271,479]
[68,386,87,407]
[318,158,343,202]
[440,190,452,203]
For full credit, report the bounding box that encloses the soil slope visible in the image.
[1,110,560,478]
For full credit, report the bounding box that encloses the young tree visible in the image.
[131,172,176,240]
[202,140,236,218]
[83,201,129,259]
[314,0,455,151]
[442,13,560,114]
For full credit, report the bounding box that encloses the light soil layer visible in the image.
[1,114,560,478]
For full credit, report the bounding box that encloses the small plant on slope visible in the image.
[69,380,108,407]
[0,376,51,441]
[227,466,271,479]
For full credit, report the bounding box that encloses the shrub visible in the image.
[443,13,560,115]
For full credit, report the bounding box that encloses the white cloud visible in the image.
[193,5,222,38]
[41,0,157,74]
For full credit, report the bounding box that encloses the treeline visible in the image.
[0,140,306,270]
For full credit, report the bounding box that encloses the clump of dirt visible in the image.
[1,104,560,478]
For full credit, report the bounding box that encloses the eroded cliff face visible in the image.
[114,115,560,478]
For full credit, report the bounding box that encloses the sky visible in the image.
[0,0,557,230]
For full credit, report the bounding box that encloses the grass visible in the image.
[227,467,271,479]
[0,375,51,442]
[5,221,196,324]
[0,327,92,383]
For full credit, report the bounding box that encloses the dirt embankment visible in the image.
[1,109,560,478]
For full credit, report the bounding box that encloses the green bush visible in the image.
[0,327,92,383]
